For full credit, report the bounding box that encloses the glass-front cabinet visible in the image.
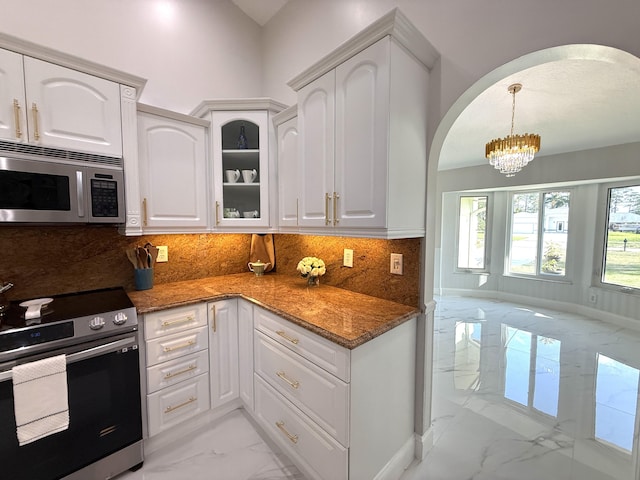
[192,99,287,231]
[211,111,267,227]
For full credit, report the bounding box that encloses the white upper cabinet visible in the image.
[191,99,287,232]
[297,71,335,228]
[273,106,299,229]
[0,49,26,144]
[23,57,123,156]
[137,105,209,232]
[0,48,123,157]
[288,9,438,238]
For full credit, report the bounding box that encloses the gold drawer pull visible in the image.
[164,396,196,414]
[276,370,300,389]
[325,192,331,225]
[275,330,299,345]
[13,99,22,139]
[31,102,40,140]
[164,364,196,379]
[161,315,195,327]
[276,421,298,444]
[163,339,195,352]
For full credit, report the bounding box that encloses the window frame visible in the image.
[454,193,490,274]
[594,180,640,294]
[506,189,573,280]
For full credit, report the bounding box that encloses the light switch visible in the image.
[390,253,403,275]
[343,248,353,267]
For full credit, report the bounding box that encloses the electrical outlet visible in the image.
[343,248,353,267]
[157,245,169,263]
[588,291,597,303]
[390,253,403,275]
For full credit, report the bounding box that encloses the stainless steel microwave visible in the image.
[0,152,125,224]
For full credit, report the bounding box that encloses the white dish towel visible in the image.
[12,354,69,446]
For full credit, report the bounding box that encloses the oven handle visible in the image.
[0,336,137,383]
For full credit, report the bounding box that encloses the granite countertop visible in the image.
[127,273,420,349]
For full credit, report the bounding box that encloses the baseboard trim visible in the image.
[373,435,416,480]
[414,427,434,461]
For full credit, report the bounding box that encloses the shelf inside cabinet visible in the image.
[222,149,260,156]
[223,182,261,187]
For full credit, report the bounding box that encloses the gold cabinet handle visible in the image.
[161,315,194,327]
[333,191,339,225]
[276,370,300,389]
[13,99,22,139]
[162,339,195,352]
[31,103,40,140]
[215,201,220,225]
[275,330,299,345]
[164,396,196,414]
[164,364,197,379]
[211,305,216,332]
[325,192,331,225]
[142,198,148,226]
[275,421,298,444]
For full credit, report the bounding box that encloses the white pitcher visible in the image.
[225,169,240,183]
[242,169,257,183]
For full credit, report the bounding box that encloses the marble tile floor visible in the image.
[117,296,640,480]
[401,295,640,480]
[116,409,303,480]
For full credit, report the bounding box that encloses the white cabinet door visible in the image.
[208,299,239,409]
[297,70,335,228]
[210,111,269,228]
[237,299,254,411]
[0,49,26,143]
[276,115,299,228]
[23,57,122,156]
[137,111,208,231]
[335,38,390,229]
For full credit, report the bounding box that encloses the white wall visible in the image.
[0,0,263,113]
[261,0,640,115]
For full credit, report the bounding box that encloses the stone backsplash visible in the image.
[0,226,421,307]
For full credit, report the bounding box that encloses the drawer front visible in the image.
[147,372,210,437]
[254,375,347,480]
[146,326,208,367]
[255,332,349,446]
[254,307,350,382]
[147,350,210,394]
[144,303,207,340]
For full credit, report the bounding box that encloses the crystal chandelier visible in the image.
[485,83,540,177]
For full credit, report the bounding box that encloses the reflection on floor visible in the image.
[116,409,303,480]
[401,296,640,480]
[118,297,640,480]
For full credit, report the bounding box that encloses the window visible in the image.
[508,191,570,277]
[602,184,640,290]
[457,195,488,270]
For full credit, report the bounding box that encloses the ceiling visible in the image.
[230,5,640,173]
[232,0,289,26]
[439,52,640,171]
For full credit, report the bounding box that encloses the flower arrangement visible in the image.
[296,256,326,286]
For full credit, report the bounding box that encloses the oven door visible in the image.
[0,334,143,480]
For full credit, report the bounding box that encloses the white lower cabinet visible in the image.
[208,299,239,409]
[251,306,417,480]
[142,300,416,480]
[237,299,255,410]
[254,375,348,480]
[144,304,211,438]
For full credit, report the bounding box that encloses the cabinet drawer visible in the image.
[255,332,349,446]
[144,304,207,340]
[147,373,210,437]
[254,307,350,382]
[147,350,210,394]
[146,326,208,367]
[254,375,347,480]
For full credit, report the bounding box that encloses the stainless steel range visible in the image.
[0,287,144,480]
